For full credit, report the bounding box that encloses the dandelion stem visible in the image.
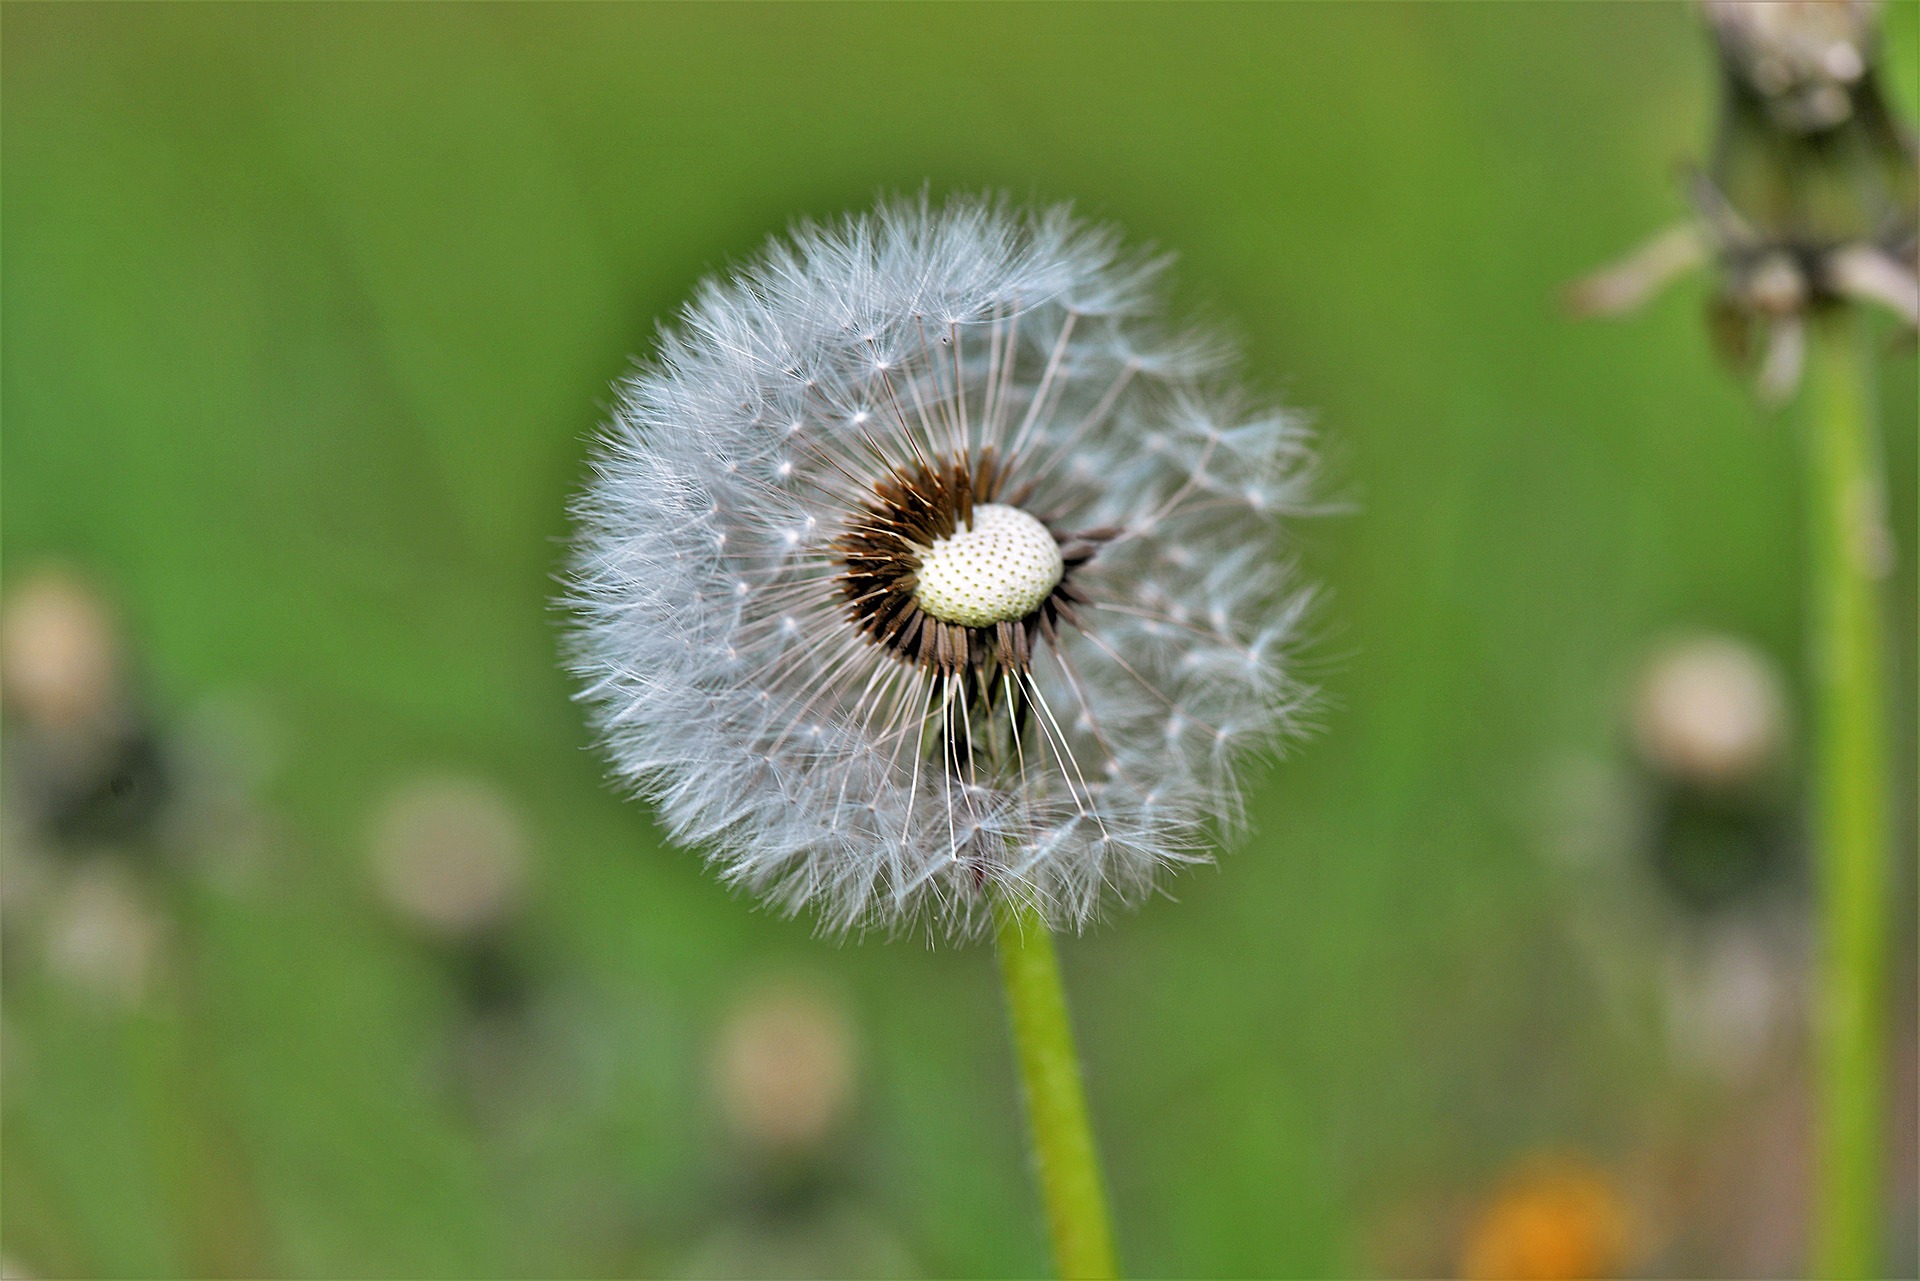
[1802,310,1891,1280]
[993,896,1118,1280]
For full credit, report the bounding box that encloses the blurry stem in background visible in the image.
[993,896,1118,1280]
[1802,309,1891,1281]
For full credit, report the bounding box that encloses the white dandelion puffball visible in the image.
[568,195,1316,937]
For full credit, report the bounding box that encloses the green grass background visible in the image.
[4,3,1916,1277]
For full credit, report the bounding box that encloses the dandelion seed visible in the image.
[567,195,1315,938]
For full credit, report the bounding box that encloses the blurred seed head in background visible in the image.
[712,978,858,1155]
[677,978,918,1279]
[1629,635,1796,915]
[1540,632,1806,1097]
[1,566,184,1011]
[1570,0,1917,402]
[368,773,530,940]
[1631,634,1789,795]
[0,568,168,851]
[1,568,123,738]
[1705,0,1881,132]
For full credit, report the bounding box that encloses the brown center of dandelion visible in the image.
[833,449,1102,679]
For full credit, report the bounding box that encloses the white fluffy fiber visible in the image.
[568,194,1316,938]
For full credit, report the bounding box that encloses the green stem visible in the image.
[993,896,1118,1280]
[1802,311,1891,1281]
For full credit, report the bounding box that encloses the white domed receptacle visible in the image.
[913,504,1064,628]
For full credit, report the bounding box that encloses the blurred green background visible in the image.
[3,4,1916,1278]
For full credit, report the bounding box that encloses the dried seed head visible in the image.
[1704,0,1879,132]
[1570,2,1916,402]
[567,195,1317,938]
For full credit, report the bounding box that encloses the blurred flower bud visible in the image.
[713,978,857,1152]
[1,568,172,851]
[369,775,529,938]
[1702,0,1915,251]
[42,861,167,1007]
[1631,635,1788,792]
[1458,1156,1633,1280]
[1,568,122,736]
[1572,1,1916,401]
[1704,0,1878,133]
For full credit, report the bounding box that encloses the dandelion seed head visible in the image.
[1704,0,1878,132]
[567,194,1317,938]
[1631,635,1788,792]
